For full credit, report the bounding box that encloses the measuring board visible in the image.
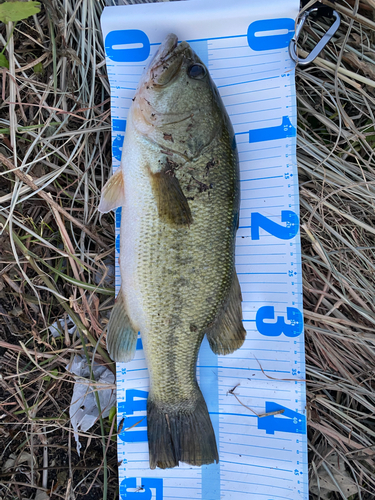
[101,0,308,498]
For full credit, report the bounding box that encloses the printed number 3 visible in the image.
[256,306,303,337]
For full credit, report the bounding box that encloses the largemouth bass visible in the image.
[99,33,246,469]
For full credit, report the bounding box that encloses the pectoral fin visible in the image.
[98,168,125,213]
[106,289,138,362]
[150,170,193,225]
[206,271,246,355]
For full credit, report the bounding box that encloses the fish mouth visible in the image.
[152,33,179,68]
[148,33,192,87]
[133,34,196,132]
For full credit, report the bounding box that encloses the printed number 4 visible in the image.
[257,403,306,435]
[251,210,299,240]
[256,306,303,337]
[117,390,148,443]
[120,478,163,500]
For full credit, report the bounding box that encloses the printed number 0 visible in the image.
[105,29,150,62]
[251,210,299,240]
[256,306,303,337]
[247,18,295,51]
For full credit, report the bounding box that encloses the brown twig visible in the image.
[228,384,285,418]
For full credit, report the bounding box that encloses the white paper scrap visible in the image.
[67,354,116,454]
[49,315,76,338]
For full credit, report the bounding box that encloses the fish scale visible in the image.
[135,134,238,403]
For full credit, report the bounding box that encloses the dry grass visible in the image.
[0,0,374,499]
[297,1,375,497]
[0,1,117,498]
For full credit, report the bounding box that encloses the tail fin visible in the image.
[147,389,218,469]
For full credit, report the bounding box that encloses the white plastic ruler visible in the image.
[101,1,308,498]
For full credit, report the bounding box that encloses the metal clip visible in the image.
[289,5,341,66]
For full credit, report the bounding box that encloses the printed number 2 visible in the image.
[256,306,303,337]
[120,478,163,500]
[251,210,299,240]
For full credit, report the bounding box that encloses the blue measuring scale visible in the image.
[101,0,308,498]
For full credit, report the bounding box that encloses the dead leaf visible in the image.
[310,449,358,499]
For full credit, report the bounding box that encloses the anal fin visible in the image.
[206,271,246,355]
[106,289,138,362]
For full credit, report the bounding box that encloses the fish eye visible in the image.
[188,64,206,79]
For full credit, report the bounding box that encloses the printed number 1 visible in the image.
[251,210,299,240]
